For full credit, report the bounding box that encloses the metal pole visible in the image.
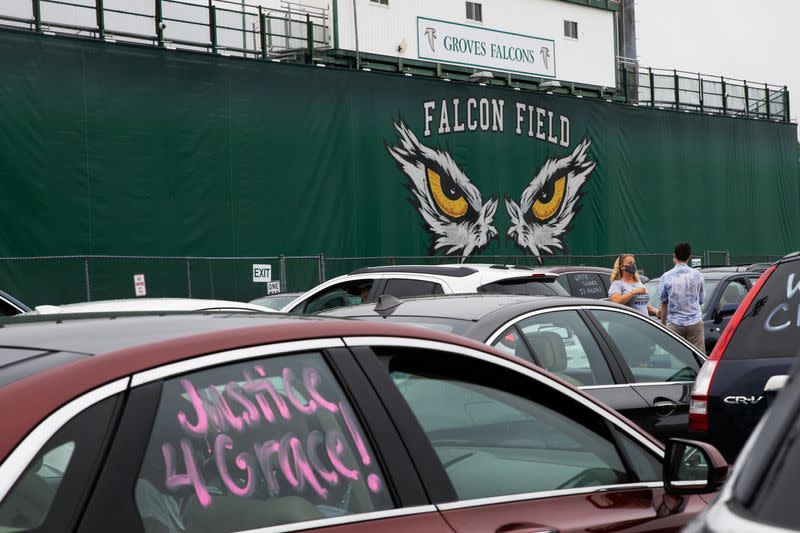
[784,86,790,123]
[155,0,164,46]
[648,67,654,106]
[84,257,92,302]
[32,0,41,31]
[765,83,771,119]
[306,13,313,63]
[209,1,217,53]
[318,253,326,283]
[744,81,749,117]
[96,0,105,38]
[351,0,360,68]
[698,73,704,113]
[721,77,727,115]
[332,0,339,49]
[673,69,679,110]
[279,254,287,291]
[241,0,247,53]
[259,8,267,59]
[186,257,192,298]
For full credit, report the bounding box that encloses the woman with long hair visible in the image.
[608,254,661,318]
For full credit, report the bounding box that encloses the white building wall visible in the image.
[335,0,617,87]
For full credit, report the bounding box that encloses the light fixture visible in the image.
[469,71,494,84]
[538,80,561,91]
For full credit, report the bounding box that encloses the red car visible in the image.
[0,312,726,533]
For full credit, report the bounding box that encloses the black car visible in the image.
[532,265,650,300]
[0,289,29,316]
[321,294,706,441]
[689,253,800,462]
[645,266,766,354]
[685,364,800,532]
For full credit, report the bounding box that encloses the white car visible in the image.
[281,264,569,314]
[32,298,274,315]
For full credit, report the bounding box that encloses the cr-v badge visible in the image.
[723,396,763,405]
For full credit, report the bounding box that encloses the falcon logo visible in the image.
[540,46,551,70]
[424,27,437,52]
[386,120,595,261]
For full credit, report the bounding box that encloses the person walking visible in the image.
[608,254,661,318]
[659,242,705,352]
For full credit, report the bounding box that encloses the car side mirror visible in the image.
[713,303,738,323]
[663,438,729,495]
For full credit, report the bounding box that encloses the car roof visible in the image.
[348,263,549,277]
[0,312,539,461]
[31,298,273,314]
[320,293,629,323]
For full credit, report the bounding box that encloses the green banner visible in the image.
[0,29,797,274]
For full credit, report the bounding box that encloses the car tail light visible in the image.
[689,264,777,432]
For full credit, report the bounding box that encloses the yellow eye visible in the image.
[427,168,468,219]
[532,176,566,221]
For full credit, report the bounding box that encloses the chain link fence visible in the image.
[0,251,786,308]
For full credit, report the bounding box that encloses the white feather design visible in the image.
[506,139,595,262]
[386,121,498,260]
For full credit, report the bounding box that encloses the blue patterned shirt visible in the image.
[659,263,704,326]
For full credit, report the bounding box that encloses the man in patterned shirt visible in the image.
[659,242,705,352]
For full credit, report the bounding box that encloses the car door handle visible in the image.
[496,524,558,533]
[653,399,678,415]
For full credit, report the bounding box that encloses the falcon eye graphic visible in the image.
[506,139,595,262]
[386,121,499,260]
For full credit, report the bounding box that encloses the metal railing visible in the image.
[618,64,790,122]
[0,252,784,307]
[1,0,330,59]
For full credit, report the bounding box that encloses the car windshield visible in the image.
[646,279,719,313]
[250,294,300,310]
[346,315,474,335]
[479,278,560,296]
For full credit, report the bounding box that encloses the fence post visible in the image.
[744,81,750,117]
[673,69,680,110]
[648,67,654,106]
[784,85,790,123]
[84,257,92,302]
[765,83,771,119]
[186,257,192,298]
[155,0,164,47]
[209,1,217,53]
[259,8,267,59]
[698,73,704,113]
[318,253,326,283]
[96,0,105,38]
[621,64,628,102]
[721,77,727,115]
[306,13,313,63]
[32,0,41,31]
[279,255,287,291]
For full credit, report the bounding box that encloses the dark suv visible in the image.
[689,253,800,461]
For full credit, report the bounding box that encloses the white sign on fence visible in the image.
[417,17,556,78]
[690,258,702,268]
[267,281,281,295]
[253,264,272,283]
[134,274,147,297]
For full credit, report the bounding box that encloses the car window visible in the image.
[566,273,607,299]
[717,278,749,308]
[297,280,375,314]
[0,395,120,532]
[726,263,800,359]
[383,349,634,501]
[501,311,614,386]
[700,279,721,312]
[490,326,535,361]
[134,352,392,533]
[478,279,561,296]
[591,310,699,383]
[382,279,444,298]
[0,297,21,316]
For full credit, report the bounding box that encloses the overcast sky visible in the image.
[636,0,799,131]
